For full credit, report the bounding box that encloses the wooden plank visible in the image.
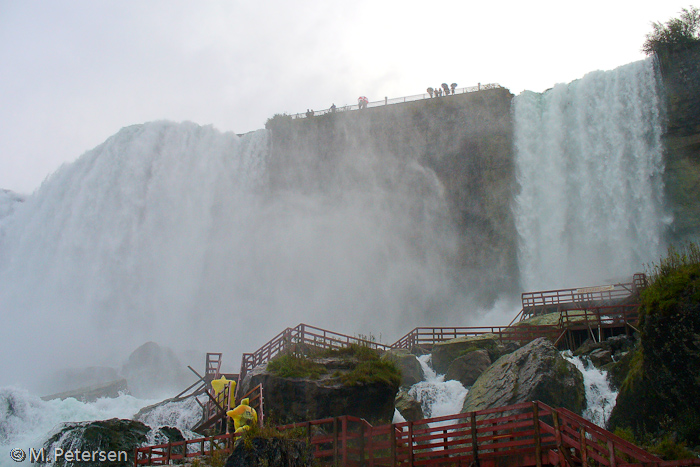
[471,412,480,467]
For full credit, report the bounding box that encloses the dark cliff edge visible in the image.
[266,88,519,304]
[658,42,700,243]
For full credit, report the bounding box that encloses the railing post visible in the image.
[533,402,542,467]
[608,439,617,467]
[408,421,414,467]
[391,424,397,467]
[359,422,366,467]
[471,412,480,467]
[552,410,565,467]
[333,417,339,467]
[341,417,348,466]
[580,425,588,467]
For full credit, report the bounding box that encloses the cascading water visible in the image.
[0,120,460,392]
[514,58,668,290]
[563,353,618,427]
[408,355,468,419]
[0,387,200,467]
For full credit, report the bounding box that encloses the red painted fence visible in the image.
[136,400,700,467]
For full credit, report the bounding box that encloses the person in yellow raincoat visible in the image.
[210,375,236,410]
[227,398,258,434]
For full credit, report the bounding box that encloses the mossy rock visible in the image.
[462,338,585,414]
[225,437,313,467]
[608,249,700,446]
[431,335,501,374]
[43,418,183,466]
[381,349,424,387]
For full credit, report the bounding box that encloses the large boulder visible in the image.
[121,342,193,399]
[238,350,400,425]
[461,338,585,414]
[394,389,424,421]
[225,437,314,467]
[573,335,636,368]
[431,336,510,374]
[43,418,184,466]
[445,349,491,387]
[381,349,424,387]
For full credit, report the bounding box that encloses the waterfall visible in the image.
[514,58,668,290]
[0,120,459,391]
[408,355,468,419]
[563,353,618,427]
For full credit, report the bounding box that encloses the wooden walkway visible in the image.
[134,275,670,466]
[135,400,700,467]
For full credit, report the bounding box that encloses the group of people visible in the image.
[427,83,458,97]
[304,103,338,118]
[303,85,457,119]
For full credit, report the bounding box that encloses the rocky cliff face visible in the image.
[267,88,518,304]
[658,42,700,243]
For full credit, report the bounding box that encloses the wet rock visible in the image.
[588,348,613,367]
[238,351,400,425]
[41,379,128,403]
[445,349,491,387]
[122,342,193,399]
[395,389,423,421]
[225,437,313,467]
[462,338,585,414]
[431,336,501,374]
[381,349,424,387]
[43,418,184,466]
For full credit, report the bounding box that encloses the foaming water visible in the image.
[563,353,618,426]
[408,355,468,419]
[514,58,667,290]
[0,387,180,467]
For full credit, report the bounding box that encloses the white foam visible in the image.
[514,58,667,290]
[563,353,618,426]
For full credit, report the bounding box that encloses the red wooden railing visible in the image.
[391,325,562,350]
[136,400,700,467]
[520,273,647,320]
[237,323,393,385]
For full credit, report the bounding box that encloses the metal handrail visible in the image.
[238,323,392,383]
[289,83,503,119]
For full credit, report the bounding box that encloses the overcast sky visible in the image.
[0,0,694,193]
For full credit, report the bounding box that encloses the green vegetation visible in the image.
[643,6,700,55]
[266,344,401,389]
[613,428,696,461]
[267,354,327,379]
[319,343,381,361]
[241,423,307,451]
[608,242,700,451]
[264,113,294,131]
[339,359,401,389]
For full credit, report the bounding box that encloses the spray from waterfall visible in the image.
[514,58,668,290]
[0,120,461,391]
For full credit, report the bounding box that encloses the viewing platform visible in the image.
[288,83,503,119]
[135,273,673,467]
